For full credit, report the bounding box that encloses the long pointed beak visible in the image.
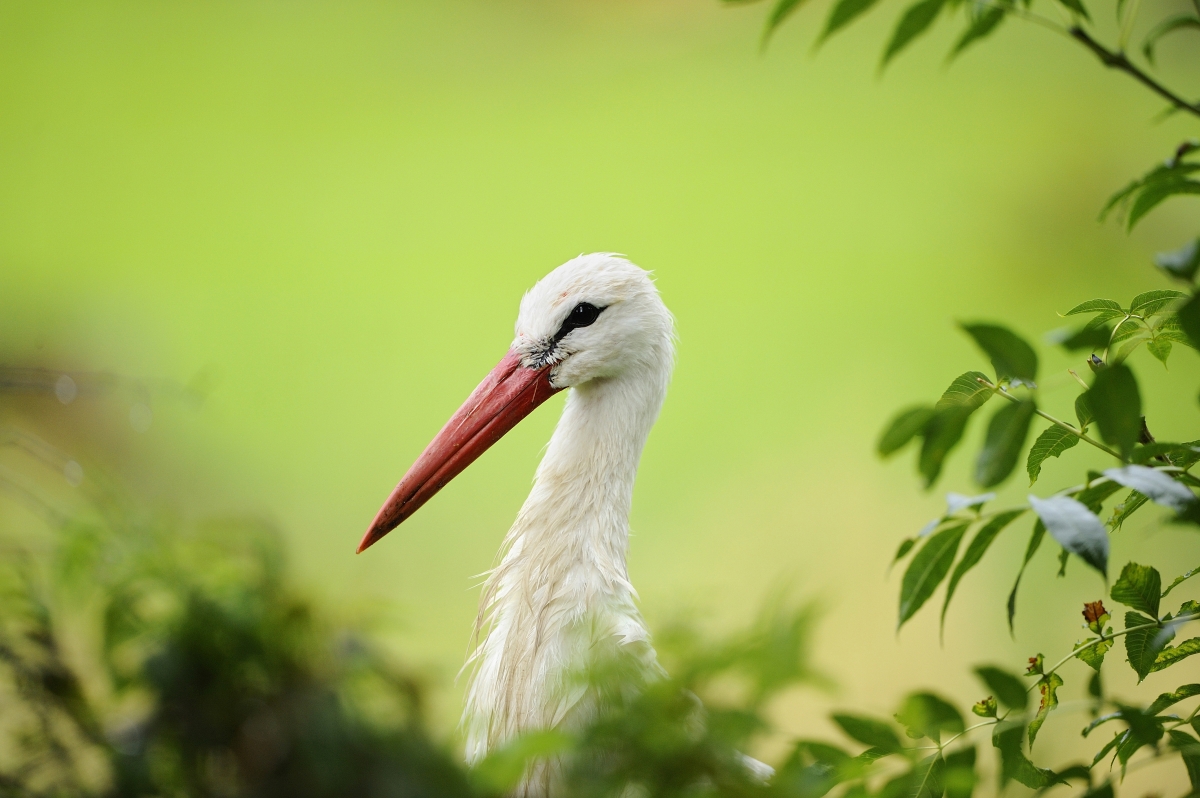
[357,349,560,554]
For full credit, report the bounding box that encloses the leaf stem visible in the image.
[1029,612,1200,692]
[978,377,1126,461]
[1068,26,1200,119]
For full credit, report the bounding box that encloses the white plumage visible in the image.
[461,254,674,769]
[361,253,681,795]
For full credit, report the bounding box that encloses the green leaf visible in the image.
[1128,177,1200,230]
[974,665,1027,711]
[974,400,1035,487]
[1143,14,1200,63]
[1076,636,1111,670]
[1057,322,1114,352]
[899,522,969,629]
[832,713,903,752]
[1168,729,1200,791]
[1075,393,1093,430]
[819,0,884,43]
[1162,565,1200,599]
[881,0,946,66]
[942,747,976,798]
[1081,782,1114,798]
[992,721,1060,789]
[1177,293,1200,350]
[1109,489,1148,531]
[879,405,936,456]
[1065,298,1124,316]
[895,692,964,741]
[762,0,816,44]
[1146,683,1200,714]
[892,537,917,566]
[1104,465,1195,513]
[1052,0,1090,19]
[1124,611,1172,681]
[1028,672,1062,748]
[1130,289,1187,316]
[1147,336,1172,366]
[919,407,971,488]
[950,5,1005,57]
[1028,495,1108,577]
[1155,238,1200,282]
[470,730,572,793]
[1026,426,1079,484]
[960,323,1038,383]
[936,371,993,411]
[1076,474,1123,512]
[1151,637,1200,673]
[942,509,1024,629]
[1086,364,1141,458]
[1111,562,1161,616]
[1007,520,1045,633]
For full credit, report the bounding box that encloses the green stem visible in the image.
[1030,612,1200,692]
[978,377,1126,462]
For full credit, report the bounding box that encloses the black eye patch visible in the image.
[552,302,604,344]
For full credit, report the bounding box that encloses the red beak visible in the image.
[357,349,561,553]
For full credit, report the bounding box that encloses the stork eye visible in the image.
[553,302,604,343]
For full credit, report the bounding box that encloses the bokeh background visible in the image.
[3,0,1199,787]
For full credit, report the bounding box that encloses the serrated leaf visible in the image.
[1128,177,1200,230]
[1146,683,1200,714]
[1027,426,1079,484]
[974,665,1027,710]
[1147,336,1172,365]
[1076,636,1111,670]
[1124,611,1171,681]
[1104,465,1195,512]
[1007,520,1045,633]
[1162,565,1200,599]
[1028,495,1109,577]
[1153,314,1198,349]
[1056,322,1114,352]
[881,0,946,66]
[1075,393,1093,430]
[1151,637,1200,672]
[1155,238,1200,282]
[1130,289,1187,316]
[942,509,1024,629]
[935,371,993,410]
[1076,475,1123,512]
[1086,364,1141,458]
[919,407,972,488]
[950,5,1005,57]
[1110,562,1161,616]
[879,405,936,456]
[819,0,884,43]
[960,323,1038,383]
[1028,672,1062,748]
[832,713,902,752]
[762,0,816,43]
[1109,316,1143,346]
[975,400,1035,487]
[899,522,969,629]
[1065,298,1124,316]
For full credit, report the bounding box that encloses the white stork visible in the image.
[358,254,678,791]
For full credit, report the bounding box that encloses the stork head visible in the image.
[358,253,672,553]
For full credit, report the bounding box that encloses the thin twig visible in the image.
[978,377,1126,461]
[1069,27,1200,118]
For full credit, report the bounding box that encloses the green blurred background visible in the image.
[2,0,1199,780]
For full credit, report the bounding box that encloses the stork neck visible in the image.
[521,366,668,552]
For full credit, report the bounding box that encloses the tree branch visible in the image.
[1069,26,1200,119]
